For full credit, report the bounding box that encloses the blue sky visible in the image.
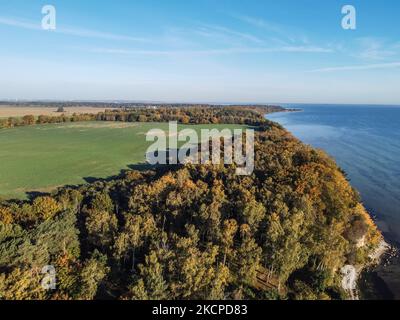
[0,0,399,104]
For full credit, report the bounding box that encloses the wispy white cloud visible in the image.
[88,45,332,56]
[231,14,400,67]
[309,62,400,73]
[232,15,285,35]
[231,14,301,44]
[277,46,332,53]
[58,27,151,42]
[1,15,334,56]
[355,37,398,60]
[195,24,265,45]
[164,23,267,49]
[0,17,41,30]
[0,16,151,42]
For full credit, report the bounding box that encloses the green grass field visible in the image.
[0,121,245,199]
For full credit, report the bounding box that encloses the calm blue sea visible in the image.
[266,105,400,243]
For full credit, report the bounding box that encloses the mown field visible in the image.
[0,106,108,118]
[0,121,245,199]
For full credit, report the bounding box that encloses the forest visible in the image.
[0,106,381,300]
[0,103,284,129]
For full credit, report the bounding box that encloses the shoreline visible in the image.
[350,239,390,300]
[266,108,399,300]
[363,233,400,300]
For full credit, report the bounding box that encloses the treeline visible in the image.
[96,106,280,126]
[0,105,284,129]
[0,101,284,111]
[0,114,97,129]
[0,109,381,300]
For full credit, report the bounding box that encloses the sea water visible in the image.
[267,104,400,243]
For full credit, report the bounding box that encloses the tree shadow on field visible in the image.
[18,148,186,200]
[127,163,155,171]
[82,145,215,186]
[82,163,161,185]
[26,191,51,201]
[82,149,183,185]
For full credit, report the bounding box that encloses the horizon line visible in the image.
[1,99,400,107]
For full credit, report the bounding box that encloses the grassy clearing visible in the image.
[0,121,245,199]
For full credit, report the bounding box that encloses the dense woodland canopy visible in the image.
[0,106,381,300]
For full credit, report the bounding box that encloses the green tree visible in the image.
[76,251,109,300]
[130,250,168,300]
[85,209,118,248]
